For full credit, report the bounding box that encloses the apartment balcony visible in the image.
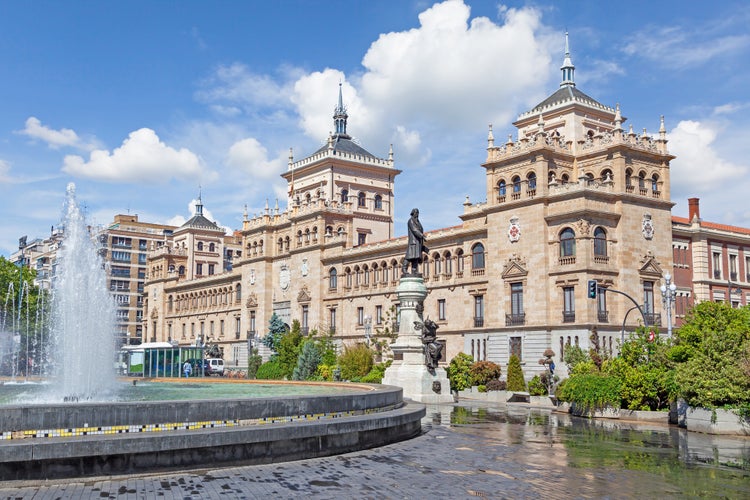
[598,310,609,323]
[505,313,526,326]
[562,311,575,323]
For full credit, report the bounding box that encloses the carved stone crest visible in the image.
[576,218,591,236]
[297,285,311,303]
[508,216,521,243]
[245,293,258,308]
[642,214,654,240]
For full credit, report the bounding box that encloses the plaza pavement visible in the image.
[0,402,747,499]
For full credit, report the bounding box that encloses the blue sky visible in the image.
[1,0,749,256]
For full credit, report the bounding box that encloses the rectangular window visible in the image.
[474,295,484,327]
[196,263,203,275]
[509,336,522,360]
[302,305,309,329]
[730,254,738,281]
[357,307,364,326]
[438,299,446,321]
[220,320,224,335]
[746,256,750,282]
[181,324,186,338]
[563,286,575,322]
[644,281,655,314]
[208,263,215,275]
[376,305,383,324]
[511,283,524,315]
[597,288,608,322]
[358,233,366,245]
[235,318,241,337]
[713,252,722,279]
[250,311,256,333]
[210,321,214,336]
[330,308,337,332]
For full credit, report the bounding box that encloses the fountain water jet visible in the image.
[47,183,117,400]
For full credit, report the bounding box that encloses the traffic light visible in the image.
[587,280,598,299]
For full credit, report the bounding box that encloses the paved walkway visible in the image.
[1,402,748,499]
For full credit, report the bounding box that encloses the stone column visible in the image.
[382,276,453,403]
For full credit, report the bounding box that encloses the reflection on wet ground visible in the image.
[1,401,749,498]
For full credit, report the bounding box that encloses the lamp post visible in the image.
[660,273,677,337]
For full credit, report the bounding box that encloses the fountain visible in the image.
[48,183,117,400]
[0,183,424,481]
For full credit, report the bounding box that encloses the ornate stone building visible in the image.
[144,40,676,376]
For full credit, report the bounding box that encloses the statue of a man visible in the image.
[402,208,428,275]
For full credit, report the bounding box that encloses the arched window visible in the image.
[341,189,348,203]
[625,168,633,187]
[444,251,453,275]
[197,242,204,251]
[235,284,241,302]
[277,238,283,252]
[358,192,366,207]
[651,174,659,192]
[178,265,185,276]
[457,249,465,273]
[561,173,570,184]
[374,194,383,210]
[168,295,173,312]
[284,236,290,250]
[433,252,442,275]
[325,225,333,236]
[560,228,576,257]
[512,176,521,193]
[312,227,318,241]
[594,227,607,257]
[329,268,338,290]
[305,228,310,243]
[638,171,646,189]
[297,231,303,246]
[209,242,215,252]
[498,180,506,196]
[601,169,613,182]
[363,265,370,285]
[471,243,485,269]
[527,172,537,190]
[305,193,311,204]
[345,267,352,288]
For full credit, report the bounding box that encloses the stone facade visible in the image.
[143,45,676,377]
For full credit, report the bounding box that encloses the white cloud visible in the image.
[288,1,552,166]
[226,137,285,180]
[19,117,96,151]
[669,120,746,194]
[196,63,290,110]
[622,25,750,69]
[62,128,206,183]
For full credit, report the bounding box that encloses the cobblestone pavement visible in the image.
[2,403,749,499]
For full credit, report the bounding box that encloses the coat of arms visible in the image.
[642,214,654,240]
[508,216,521,242]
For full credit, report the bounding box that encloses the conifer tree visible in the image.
[506,354,526,392]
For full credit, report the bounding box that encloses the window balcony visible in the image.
[645,313,662,326]
[474,317,484,328]
[713,270,722,279]
[562,311,575,323]
[593,255,610,264]
[505,313,525,326]
[597,310,609,323]
[559,256,576,265]
[731,272,738,281]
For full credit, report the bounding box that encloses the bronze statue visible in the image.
[402,208,428,275]
[415,317,443,370]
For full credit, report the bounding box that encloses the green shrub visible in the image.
[338,343,374,381]
[506,354,526,392]
[360,360,392,383]
[564,345,590,371]
[246,348,262,379]
[255,359,286,380]
[446,352,474,391]
[469,361,502,386]
[528,375,547,396]
[477,385,487,393]
[556,373,622,412]
[486,379,506,391]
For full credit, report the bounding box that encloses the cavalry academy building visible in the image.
[144,42,674,377]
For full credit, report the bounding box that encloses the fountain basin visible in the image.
[0,382,424,480]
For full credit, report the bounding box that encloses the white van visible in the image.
[205,358,224,376]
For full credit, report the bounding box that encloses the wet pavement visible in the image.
[1,401,749,499]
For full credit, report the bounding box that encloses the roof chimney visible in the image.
[688,198,700,221]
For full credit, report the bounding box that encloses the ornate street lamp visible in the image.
[660,273,677,337]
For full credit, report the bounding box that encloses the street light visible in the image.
[660,273,677,337]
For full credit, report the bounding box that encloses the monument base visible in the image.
[383,362,454,404]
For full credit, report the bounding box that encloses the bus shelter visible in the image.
[121,342,206,378]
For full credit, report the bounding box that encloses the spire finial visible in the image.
[288,147,293,167]
[560,31,575,87]
[333,82,350,138]
[487,124,494,148]
[195,186,203,216]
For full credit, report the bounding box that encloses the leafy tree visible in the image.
[446,352,473,391]
[563,345,590,372]
[673,302,750,409]
[276,320,304,378]
[528,375,547,396]
[506,354,526,392]
[292,340,321,380]
[469,360,502,386]
[337,343,374,381]
[246,348,263,379]
[255,359,286,380]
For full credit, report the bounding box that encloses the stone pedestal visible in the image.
[382,276,453,403]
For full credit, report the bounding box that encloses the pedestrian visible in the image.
[183,360,192,378]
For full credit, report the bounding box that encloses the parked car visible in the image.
[205,358,224,376]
